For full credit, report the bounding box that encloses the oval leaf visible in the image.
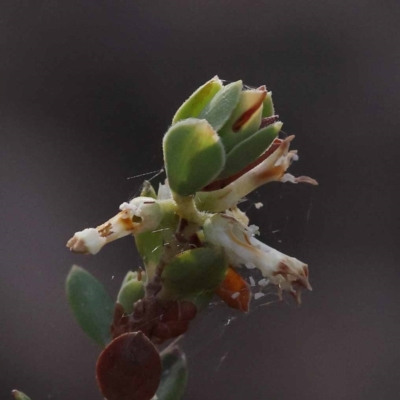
[162,247,228,297]
[66,265,114,347]
[117,272,145,314]
[163,119,225,196]
[12,391,31,400]
[155,347,188,400]
[218,87,267,153]
[218,121,283,179]
[172,77,223,124]
[198,80,242,131]
[97,332,162,400]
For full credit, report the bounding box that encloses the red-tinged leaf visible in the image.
[152,321,190,340]
[215,267,251,312]
[202,138,283,191]
[218,86,267,153]
[259,115,280,129]
[232,88,266,132]
[96,332,162,400]
[159,300,198,323]
[218,121,282,180]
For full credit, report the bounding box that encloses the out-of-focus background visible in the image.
[1,1,399,399]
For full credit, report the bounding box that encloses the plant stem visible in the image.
[172,193,210,226]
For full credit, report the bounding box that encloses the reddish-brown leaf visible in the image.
[215,267,251,312]
[96,332,162,400]
[159,300,197,323]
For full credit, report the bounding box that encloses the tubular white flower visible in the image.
[66,197,163,255]
[203,214,311,302]
[196,136,318,213]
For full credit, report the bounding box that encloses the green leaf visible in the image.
[162,247,228,297]
[140,180,157,199]
[135,228,164,277]
[218,121,283,179]
[66,265,114,347]
[120,270,138,286]
[12,390,31,400]
[218,87,267,153]
[262,91,275,118]
[117,272,145,314]
[172,77,223,124]
[163,119,225,196]
[198,80,242,131]
[155,347,188,400]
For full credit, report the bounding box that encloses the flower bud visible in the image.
[117,271,145,314]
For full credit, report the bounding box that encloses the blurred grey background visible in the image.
[1,1,399,399]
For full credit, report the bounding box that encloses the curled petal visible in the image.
[281,173,318,185]
[203,214,311,301]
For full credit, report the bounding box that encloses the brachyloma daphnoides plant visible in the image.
[13,77,317,400]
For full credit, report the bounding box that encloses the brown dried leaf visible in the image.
[215,266,251,312]
[96,332,162,400]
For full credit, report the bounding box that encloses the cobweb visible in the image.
[123,165,314,376]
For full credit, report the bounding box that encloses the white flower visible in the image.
[66,197,162,255]
[203,214,311,303]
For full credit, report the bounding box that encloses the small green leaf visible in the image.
[140,181,157,199]
[172,77,223,124]
[135,228,164,277]
[155,347,188,400]
[198,80,242,131]
[121,270,138,286]
[163,119,225,196]
[218,121,283,179]
[66,265,114,347]
[12,390,31,400]
[117,272,145,314]
[162,247,228,297]
[262,91,275,118]
[218,87,267,153]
